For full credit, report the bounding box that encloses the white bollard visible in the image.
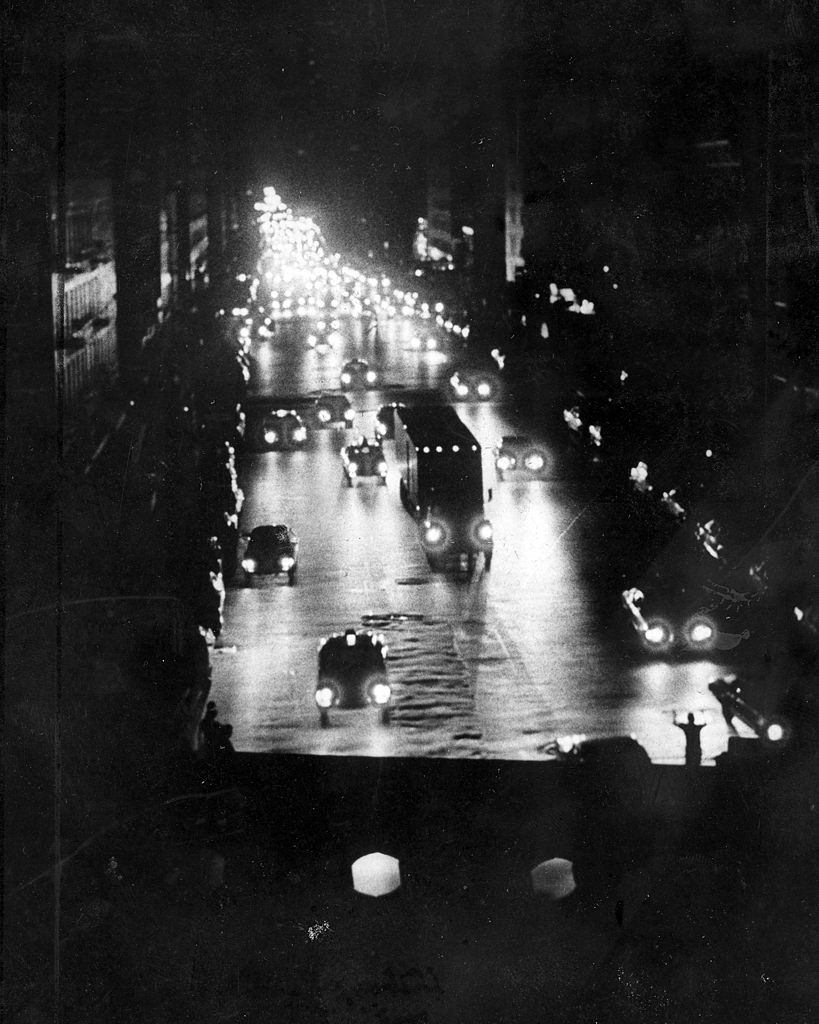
[352,853,401,897]
[530,858,576,900]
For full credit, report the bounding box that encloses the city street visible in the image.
[211,311,742,763]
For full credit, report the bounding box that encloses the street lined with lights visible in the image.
[205,187,776,765]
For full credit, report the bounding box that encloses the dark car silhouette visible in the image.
[314,393,355,429]
[314,629,391,727]
[241,525,299,585]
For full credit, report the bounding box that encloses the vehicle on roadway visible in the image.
[314,393,355,429]
[394,404,493,573]
[306,324,342,353]
[340,358,378,389]
[545,734,652,769]
[259,409,308,450]
[244,398,313,450]
[241,525,299,586]
[314,629,391,727]
[619,508,785,657]
[341,437,388,486]
[375,401,405,440]
[449,366,500,402]
[708,677,791,746]
[493,435,549,480]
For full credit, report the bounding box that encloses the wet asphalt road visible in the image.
[210,312,748,762]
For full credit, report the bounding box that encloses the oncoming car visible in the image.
[341,437,388,486]
[449,367,499,402]
[241,525,299,586]
[494,435,549,480]
[314,393,355,429]
[314,629,391,727]
[341,358,378,389]
[621,585,723,655]
[260,409,308,450]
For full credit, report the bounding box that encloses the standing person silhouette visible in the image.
[675,712,705,768]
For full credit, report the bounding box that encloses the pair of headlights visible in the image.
[242,555,294,573]
[315,681,391,708]
[496,452,545,472]
[642,618,715,649]
[424,519,493,547]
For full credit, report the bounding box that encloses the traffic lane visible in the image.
[224,324,742,762]
[215,425,415,755]
[215,399,740,762]
[230,401,575,755]
[248,314,454,399]
[450,401,741,762]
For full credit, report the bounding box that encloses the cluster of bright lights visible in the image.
[549,282,595,315]
[630,460,652,493]
[622,588,718,651]
[247,186,471,342]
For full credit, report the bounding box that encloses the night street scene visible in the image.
[5,2,819,1022]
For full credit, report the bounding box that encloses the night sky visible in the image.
[8,1,817,311]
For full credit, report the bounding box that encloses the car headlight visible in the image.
[474,520,493,543]
[292,427,307,442]
[279,556,295,570]
[642,620,673,648]
[242,558,257,572]
[496,455,513,471]
[455,383,469,398]
[347,461,358,474]
[318,408,331,422]
[476,381,492,398]
[315,686,335,709]
[344,408,355,420]
[424,522,446,546]
[264,429,278,444]
[378,461,387,474]
[366,370,377,383]
[371,682,391,705]
[524,452,545,471]
[341,373,352,384]
[686,617,715,646]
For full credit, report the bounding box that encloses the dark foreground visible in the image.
[7,736,818,1024]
